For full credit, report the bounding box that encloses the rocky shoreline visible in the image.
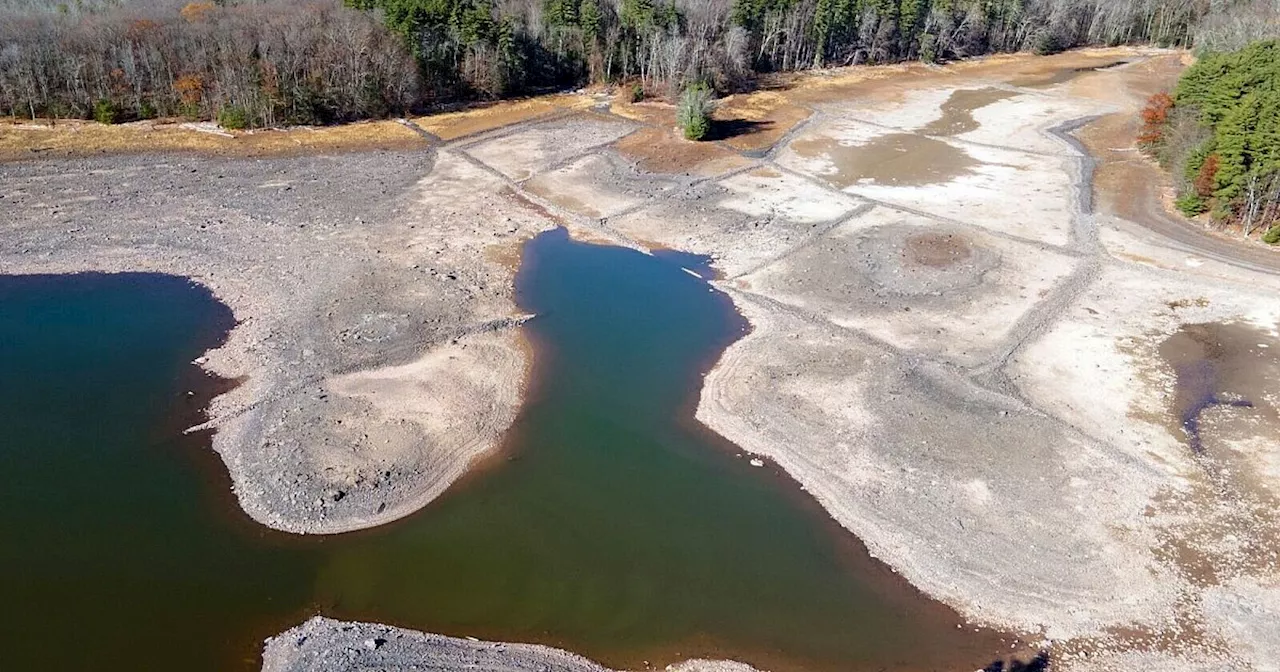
[264,617,763,672]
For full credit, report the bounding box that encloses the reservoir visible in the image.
[0,230,1012,671]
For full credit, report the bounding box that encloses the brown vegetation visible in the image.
[1137,92,1173,147]
[0,0,418,127]
[0,118,425,161]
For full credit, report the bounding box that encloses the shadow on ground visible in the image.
[983,651,1050,672]
[708,118,774,141]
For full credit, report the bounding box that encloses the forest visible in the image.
[0,0,1275,128]
[1141,37,1280,242]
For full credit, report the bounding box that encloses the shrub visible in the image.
[1193,154,1220,197]
[628,83,644,103]
[1032,29,1067,56]
[677,83,715,141]
[1265,226,1280,244]
[217,105,249,130]
[919,33,939,64]
[1176,192,1208,217]
[1137,92,1174,149]
[138,100,157,120]
[93,99,118,124]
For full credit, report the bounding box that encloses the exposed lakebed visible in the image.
[1,229,1012,671]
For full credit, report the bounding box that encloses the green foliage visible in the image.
[1175,192,1208,217]
[92,99,117,124]
[1033,29,1067,56]
[545,0,577,27]
[138,99,157,120]
[1170,40,1280,221]
[217,105,249,130]
[1265,226,1280,244]
[677,82,714,141]
[918,32,938,63]
[628,82,644,102]
[1182,141,1214,184]
[579,0,602,40]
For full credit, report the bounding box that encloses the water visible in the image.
[0,231,1010,671]
[1158,322,1276,454]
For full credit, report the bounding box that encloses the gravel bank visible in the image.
[263,617,762,672]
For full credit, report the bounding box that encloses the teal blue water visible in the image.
[0,230,1009,671]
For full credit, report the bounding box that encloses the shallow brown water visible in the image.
[920,88,1016,137]
[791,133,978,187]
[1010,60,1132,89]
[1158,321,1280,454]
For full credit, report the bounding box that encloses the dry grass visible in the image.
[607,97,677,126]
[0,118,426,161]
[713,90,812,152]
[613,126,751,176]
[414,93,595,141]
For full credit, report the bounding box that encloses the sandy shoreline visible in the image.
[5,47,1280,671]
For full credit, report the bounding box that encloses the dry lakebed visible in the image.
[3,47,1280,672]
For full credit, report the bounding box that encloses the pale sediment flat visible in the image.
[262,617,762,672]
[680,48,1280,670]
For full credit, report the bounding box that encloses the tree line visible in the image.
[1141,38,1280,242]
[1,0,1278,127]
[346,0,1208,98]
[0,0,419,126]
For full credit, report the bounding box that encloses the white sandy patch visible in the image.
[699,291,1182,640]
[776,117,1077,247]
[1011,263,1280,479]
[606,171,861,277]
[773,117,890,179]
[741,206,1079,365]
[1100,216,1280,289]
[1201,578,1280,672]
[845,140,1077,247]
[419,151,509,204]
[716,168,861,224]
[464,117,637,182]
[524,154,646,218]
[321,330,525,528]
[958,93,1114,154]
[824,86,955,129]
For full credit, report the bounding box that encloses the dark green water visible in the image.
[0,229,1008,671]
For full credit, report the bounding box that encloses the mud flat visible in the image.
[680,49,1280,671]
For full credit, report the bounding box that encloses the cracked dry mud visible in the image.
[4,46,1280,672]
